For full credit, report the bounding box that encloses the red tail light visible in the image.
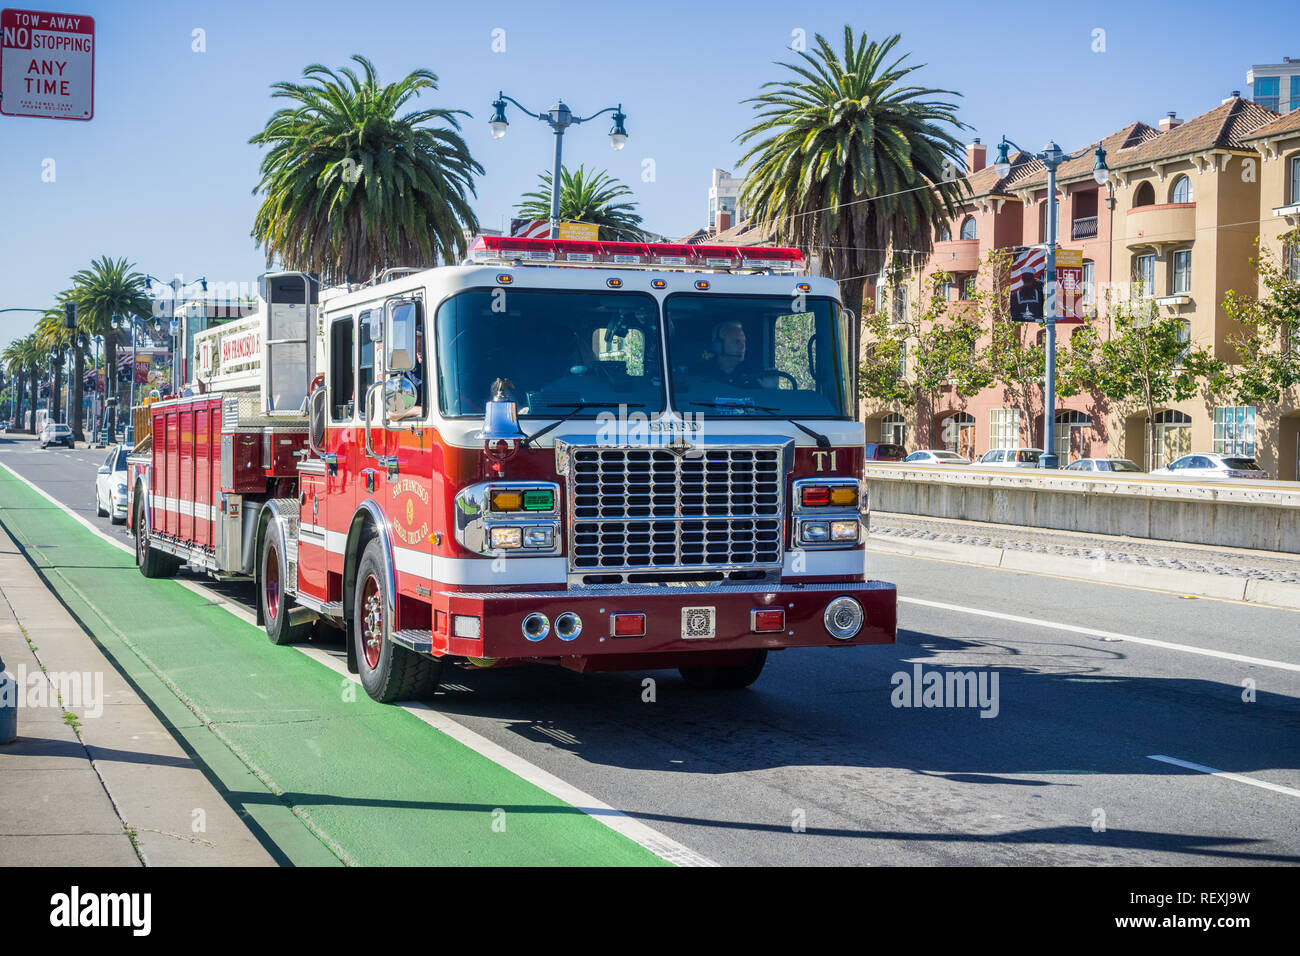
[800,485,831,507]
[752,609,786,633]
[610,612,646,637]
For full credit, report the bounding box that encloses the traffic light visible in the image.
[64,301,77,330]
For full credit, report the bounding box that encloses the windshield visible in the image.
[1109,459,1142,472]
[1222,458,1260,471]
[665,294,850,418]
[436,288,663,417]
[114,448,129,471]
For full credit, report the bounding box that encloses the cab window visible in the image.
[358,310,375,404]
[329,315,354,421]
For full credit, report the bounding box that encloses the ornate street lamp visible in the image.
[991,135,1110,468]
[489,92,629,238]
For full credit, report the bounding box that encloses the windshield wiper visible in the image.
[520,402,645,448]
[688,402,831,448]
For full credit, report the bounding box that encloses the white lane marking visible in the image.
[900,595,1300,674]
[297,646,717,867]
[1148,755,1300,800]
[0,458,712,867]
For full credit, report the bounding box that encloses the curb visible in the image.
[867,534,1300,611]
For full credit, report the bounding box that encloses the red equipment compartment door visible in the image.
[164,409,179,538]
[194,402,214,548]
[297,471,329,602]
[179,408,194,542]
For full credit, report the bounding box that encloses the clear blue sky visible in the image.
[0,0,1287,346]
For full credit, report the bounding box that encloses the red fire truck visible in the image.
[127,238,896,702]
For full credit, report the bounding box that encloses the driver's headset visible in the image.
[707,321,740,358]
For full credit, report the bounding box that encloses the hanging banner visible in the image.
[1008,246,1085,323]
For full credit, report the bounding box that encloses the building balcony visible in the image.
[1125,203,1195,249]
[1071,216,1098,240]
[931,238,980,274]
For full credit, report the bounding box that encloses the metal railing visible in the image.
[1071,216,1098,240]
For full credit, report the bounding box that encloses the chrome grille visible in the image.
[569,447,783,571]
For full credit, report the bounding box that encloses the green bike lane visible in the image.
[0,466,668,866]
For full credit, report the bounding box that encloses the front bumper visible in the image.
[429,580,897,660]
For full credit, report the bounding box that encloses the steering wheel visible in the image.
[758,369,799,390]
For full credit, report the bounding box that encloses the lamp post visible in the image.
[992,137,1109,468]
[489,92,628,239]
[143,275,207,393]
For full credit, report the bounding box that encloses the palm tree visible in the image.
[515,166,649,241]
[735,27,969,321]
[36,289,87,437]
[12,334,44,433]
[2,340,27,430]
[250,55,482,284]
[69,257,153,435]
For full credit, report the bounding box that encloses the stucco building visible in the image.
[864,94,1300,477]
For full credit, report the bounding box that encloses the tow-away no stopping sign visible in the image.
[0,8,94,120]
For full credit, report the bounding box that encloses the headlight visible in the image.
[490,527,522,549]
[116,484,128,495]
[830,519,859,542]
[800,521,830,543]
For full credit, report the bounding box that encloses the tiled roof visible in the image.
[1105,97,1278,170]
[1241,108,1300,141]
[709,218,778,246]
[1008,122,1161,190]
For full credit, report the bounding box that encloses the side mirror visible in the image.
[386,300,419,374]
[97,466,110,475]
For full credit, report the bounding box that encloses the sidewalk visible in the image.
[0,522,275,866]
[868,511,1300,610]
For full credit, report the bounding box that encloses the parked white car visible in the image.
[94,444,130,524]
[39,422,74,448]
[901,449,971,465]
[1149,453,1268,480]
[1063,457,1144,473]
[977,447,1043,468]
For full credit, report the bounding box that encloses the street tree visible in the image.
[250,55,482,283]
[516,166,648,242]
[735,26,969,325]
[1068,293,1223,470]
[1,340,27,430]
[1218,235,1300,404]
[69,257,152,433]
[861,266,992,447]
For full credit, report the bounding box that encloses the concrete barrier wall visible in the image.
[863,466,1300,553]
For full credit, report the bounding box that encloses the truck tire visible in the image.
[134,496,178,579]
[260,523,310,646]
[353,538,440,703]
[679,650,768,690]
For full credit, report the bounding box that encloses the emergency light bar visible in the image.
[466,236,805,274]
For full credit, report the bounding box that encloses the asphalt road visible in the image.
[3,431,1298,866]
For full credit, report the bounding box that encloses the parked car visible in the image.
[1063,457,1144,473]
[902,449,971,465]
[94,444,130,524]
[977,447,1043,468]
[39,422,74,448]
[864,442,907,462]
[1149,453,1269,480]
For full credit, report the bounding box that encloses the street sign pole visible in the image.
[1043,160,1059,470]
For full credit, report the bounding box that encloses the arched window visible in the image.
[1170,175,1193,204]
[960,216,978,240]
[1152,410,1191,469]
[1054,410,1092,462]
[1133,182,1155,207]
[881,413,905,445]
[937,222,951,242]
